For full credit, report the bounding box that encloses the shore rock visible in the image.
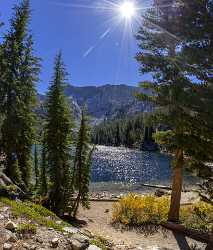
[51,237,59,248]
[69,234,90,250]
[0,228,17,243]
[5,221,17,231]
[87,245,102,250]
[3,243,13,250]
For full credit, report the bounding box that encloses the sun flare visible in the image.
[119,1,136,19]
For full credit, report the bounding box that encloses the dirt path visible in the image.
[78,201,206,250]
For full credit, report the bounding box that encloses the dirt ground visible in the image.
[78,199,207,250]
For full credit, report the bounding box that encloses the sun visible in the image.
[119,1,136,19]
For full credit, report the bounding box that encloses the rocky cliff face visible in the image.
[37,84,151,124]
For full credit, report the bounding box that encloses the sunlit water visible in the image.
[90,146,197,193]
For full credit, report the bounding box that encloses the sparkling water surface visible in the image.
[90,146,196,193]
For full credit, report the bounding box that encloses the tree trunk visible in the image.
[168,148,183,222]
[72,192,81,218]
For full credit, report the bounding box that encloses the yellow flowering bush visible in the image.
[112,194,170,225]
[112,194,213,232]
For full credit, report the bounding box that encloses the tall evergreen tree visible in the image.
[45,52,73,216]
[0,0,40,188]
[72,109,94,218]
[39,138,48,197]
[34,144,39,189]
[177,1,213,248]
[135,0,207,222]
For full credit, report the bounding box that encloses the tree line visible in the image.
[92,114,148,148]
[136,1,213,248]
[0,0,93,218]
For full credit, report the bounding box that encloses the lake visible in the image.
[90,146,197,194]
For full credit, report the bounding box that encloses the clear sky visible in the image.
[0,0,151,93]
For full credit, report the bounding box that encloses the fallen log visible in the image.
[141,183,197,192]
[141,183,172,190]
[161,222,210,244]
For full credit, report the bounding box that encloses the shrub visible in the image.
[180,201,213,232]
[112,194,170,226]
[90,236,110,250]
[112,194,213,232]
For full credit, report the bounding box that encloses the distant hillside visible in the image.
[37,84,151,124]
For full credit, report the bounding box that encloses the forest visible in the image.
[92,114,145,148]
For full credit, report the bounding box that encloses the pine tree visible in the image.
[34,144,39,189]
[45,51,73,216]
[39,138,48,197]
[0,0,40,188]
[177,1,213,248]
[71,109,94,218]
[135,0,203,222]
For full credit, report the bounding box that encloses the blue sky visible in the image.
[0,0,151,93]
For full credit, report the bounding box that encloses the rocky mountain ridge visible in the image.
[37,84,151,124]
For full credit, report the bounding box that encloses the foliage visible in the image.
[45,52,73,216]
[136,0,213,222]
[0,197,65,231]
[71,109,94,217]
[0,0,40,188]
[17,223,37,235]
[34,144,39,189]
[92,114,145,148]
[38,138,48,196]
[181,201,213,232]
[112,194,170,226]
[89,236,109,250]
[112,194,213,232]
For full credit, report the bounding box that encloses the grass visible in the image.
[112,194,213,232]
[90,236,111,250]
[0,197,66,231]
[17,223,37,235]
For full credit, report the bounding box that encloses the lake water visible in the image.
[90,146,196,193]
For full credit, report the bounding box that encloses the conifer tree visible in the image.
[136,0,200,222]
[0,0,40,188]
[45,52,73,216]
[72,109,94,218]
[39,139,48,196]
[34,144,39,189]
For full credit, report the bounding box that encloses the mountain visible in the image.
[37,84,151,124]
[64,84,151,123]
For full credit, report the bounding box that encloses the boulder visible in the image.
[87,245,102,250]
[22,243,31,249]
[63,226,79,234]
[70,239,88,250]
[51,237,59,248]
[0,228,17,243]
[69,234,90,250]
[5,221,17,232]
[154,189,167,197]
[3,243,13,250]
